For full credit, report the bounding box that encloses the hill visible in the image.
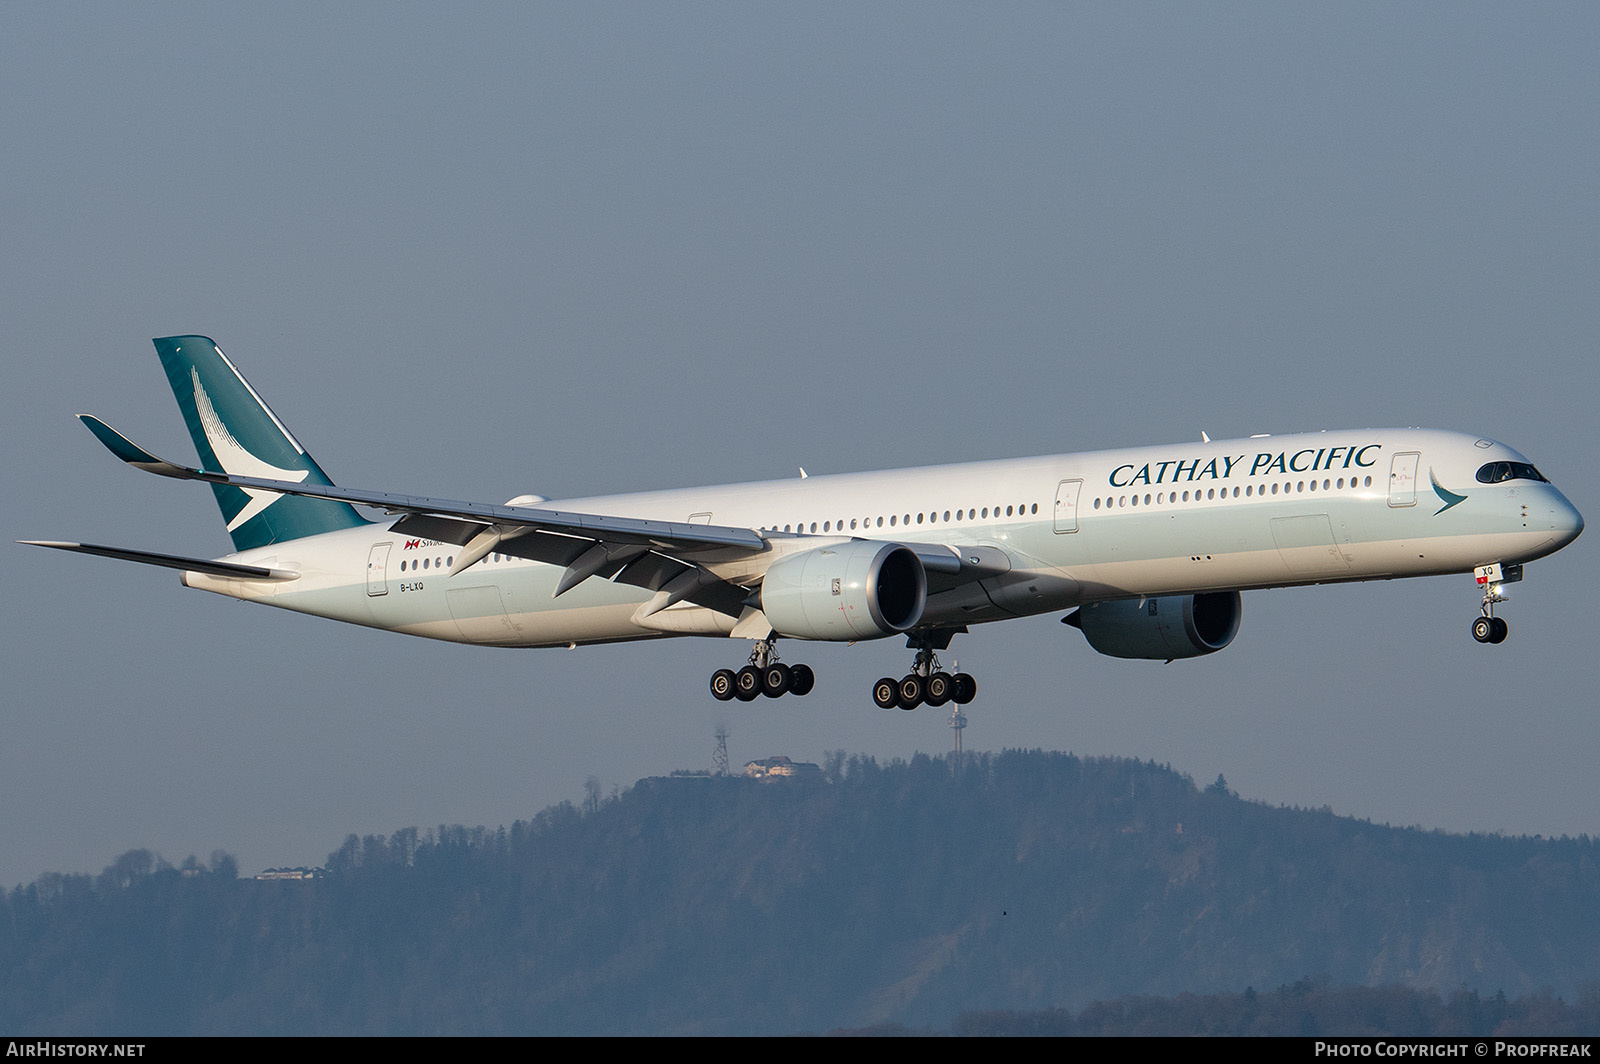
[3,750,1597,1034]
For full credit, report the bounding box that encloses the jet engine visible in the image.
[761,542,926,641]
[1064,591,1242,660]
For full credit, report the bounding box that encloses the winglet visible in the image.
[77,414,196,478]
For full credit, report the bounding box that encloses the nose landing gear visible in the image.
[1470,563,1520,644]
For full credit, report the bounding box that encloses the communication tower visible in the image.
[713,723,729,777]
[948,663,968,754]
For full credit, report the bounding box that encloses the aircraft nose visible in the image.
[1549,493,1584,549]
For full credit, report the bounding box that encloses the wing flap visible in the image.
[388,514,485,545]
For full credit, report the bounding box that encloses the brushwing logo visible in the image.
[192,368,310,531]
[1430,470,1468,516]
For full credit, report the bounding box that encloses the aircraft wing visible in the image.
[76,415,997,620]
[19,540,301,581]
[77,414,772,616]
[77,415,762,552]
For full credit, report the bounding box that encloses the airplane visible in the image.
[25,336,1585,710]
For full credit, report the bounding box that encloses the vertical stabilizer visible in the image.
[153,336,368,551]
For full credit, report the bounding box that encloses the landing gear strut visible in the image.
[711,639,813,702]
[1470,563,1519,645]
[873,636,975,711]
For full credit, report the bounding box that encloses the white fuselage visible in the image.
[181,428,1584,648]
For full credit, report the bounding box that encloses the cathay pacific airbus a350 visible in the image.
[26,337,1584,709]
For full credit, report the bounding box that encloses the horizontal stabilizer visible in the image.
[19,541,300,581]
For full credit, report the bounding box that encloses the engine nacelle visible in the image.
[1066,591,1242,660]
[761,542,926,641]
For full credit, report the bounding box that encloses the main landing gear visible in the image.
[1470,562,1521,645]
[873,640,976,712]
[710,639,815,702]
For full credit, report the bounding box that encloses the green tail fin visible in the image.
[153,336,368,551]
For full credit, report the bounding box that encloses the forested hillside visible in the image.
[4,750,1597,1034]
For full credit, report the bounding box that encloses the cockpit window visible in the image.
[1475,461,1548,484]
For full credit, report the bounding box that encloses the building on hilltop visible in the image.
[743,756,821,781]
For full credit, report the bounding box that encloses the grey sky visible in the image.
[3,3,1596,888]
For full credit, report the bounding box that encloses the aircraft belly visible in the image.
[973,568,1083,618]
[187,561,668,648]
[1080,527,1544,599]
[394,601,663,648]
[428,570,670,647]
[445,585,519,642]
